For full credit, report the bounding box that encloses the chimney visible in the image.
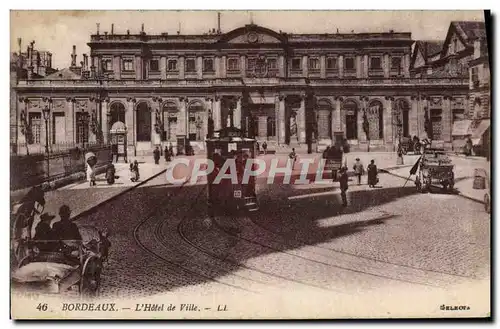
[111,24,114,35]
[83,54,88,71]
[17,38,22,55]
[71,45,77,67]
[96,23,100,35]
[217,12,221,34]
[141,23,144,33]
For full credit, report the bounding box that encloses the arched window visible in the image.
[136,102,151,142]
[394,99,410,137]
[109,102,126,126]
[342,100,358,140]
[366,100,384,140]
[163,101,178,141]
[317,99,332,139]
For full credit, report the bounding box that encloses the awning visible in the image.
[469,119,490,139]
[452,120,472,136]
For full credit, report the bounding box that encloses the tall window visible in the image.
[185,59,196,73]
[370,57,382,70]
[122,59,134,71]
[309,58,320,70]
[76,112,89,144]
[168,59,178,71]
[268,58,277,70]
[163,102,178,141]
[227,58,239,71]
[326,57,337,70]
[150,59,159,71]
[343,101,358,139]
[291,58,301,70]
[103,59,113,71]
[391,57,402,71]
[203,58,214,72]
[345,57,355,71]
[267,116,276,137]
[471,67,479,87]
[431,109,443,140]
[28,113,41,144]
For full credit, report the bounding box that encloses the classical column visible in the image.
[90,56,96,79]
[160,56,167,80]
[442,95,452,143]
[213,96,221,131]
[278,55,285,78]
[234,96,242,129]
[363,54,369,78]
[302,55,308,77]
[338,54,344,79]
[88,97,97,143]
[135,55,142,80]
[220,55,227,78]
[410,95,419,137]
[320,55,326,79]
[205,97,213,138]
[334,96,343,132]
[240,55,246,78]
[152,97,162,146]
[298,94,306,143]
[384,96,394,144]
[277,95,286,144]
[178,97,187,136]
[113,55,121,80]
[403,52,411,78]
[419,95,428,138]
[179,56,185,79]
[65,97,75,143]
[356,54,362,79]
[358,96,368,142]
[18,98,28,146]
[215,56,221,78]
[197,56,203,79]
[126,97,135,150]
[101,97,110,144]
[383,53,390,78]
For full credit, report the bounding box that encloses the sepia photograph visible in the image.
[9,9,491,319]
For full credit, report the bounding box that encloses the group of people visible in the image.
[153,144,176,165]
[337,158,379,207]
[34,205,82,251]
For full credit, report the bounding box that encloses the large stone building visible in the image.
[13,22,475,155]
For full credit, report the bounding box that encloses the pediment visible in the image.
[218,25,285,44]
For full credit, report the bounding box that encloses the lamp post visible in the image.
[42,105,50,178]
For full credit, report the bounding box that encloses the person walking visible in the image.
[367,159,379,188]
[353,158,364,185]
[339,166,349,207]
[262,141,268,155]
[153,146,160,165]
[169,143,174,159]
[289,148,297,169]
[164,145,171,162]
[133,160,140,181]
[86,163,96,187]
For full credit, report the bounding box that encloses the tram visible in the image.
[206,127,259,215]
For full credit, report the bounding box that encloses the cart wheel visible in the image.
[80,256,102,298]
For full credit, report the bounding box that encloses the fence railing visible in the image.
[11,141,110,156]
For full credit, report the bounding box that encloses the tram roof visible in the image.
[206,127,257,142]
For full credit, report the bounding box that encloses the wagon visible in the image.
[11,223,110,297]
[414,148,455,192]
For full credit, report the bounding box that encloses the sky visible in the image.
[10,10,486,70]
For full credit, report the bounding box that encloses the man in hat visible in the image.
[353,158,364,185]
[34,213,56,251]
[52,205,81,242]
[153,146,160,165]
[339,166,349,207]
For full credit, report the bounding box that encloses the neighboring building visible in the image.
[13,23,471,155]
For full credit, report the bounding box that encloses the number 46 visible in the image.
[36,303,48,311]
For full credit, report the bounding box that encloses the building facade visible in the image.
[13,23,472,155]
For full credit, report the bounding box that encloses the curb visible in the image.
[72,167,168,222]
[379,169,485,205]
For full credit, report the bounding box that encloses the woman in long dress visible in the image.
[87,163,96,186]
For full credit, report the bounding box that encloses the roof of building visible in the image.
[44,67,81,80]
[452,21,486,43]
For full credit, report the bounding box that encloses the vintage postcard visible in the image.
[10,10,491,319]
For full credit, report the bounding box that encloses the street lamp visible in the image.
[42,105,50,178]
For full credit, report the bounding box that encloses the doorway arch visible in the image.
[136,101,151,142]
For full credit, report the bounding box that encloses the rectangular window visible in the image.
[185,58,196,73]
[28,113,41,144]
[453,109,465,122]
[309,58,320,70]
[227,58,239,71]
[150,59,159,71]
[391,57,402,71]
[103,60,113,71]
[471,67,479,83]
[370,57,382,70]
[345,57,355,71]
[203,58,214,72]
[122,59,134,71]
[326,57,337,70]
[431,109,442,140]
[247,58,256,71]
[268,58,277,70]
[168,59,178,71]
[76,112,89,144]
[291,58,301,70]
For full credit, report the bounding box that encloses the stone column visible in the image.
[179,56,185,79]
[88,98,97,144]
[240,55,246,78]
[17,98,27,146]
[102,98,110,143]
[409,95,419,137]
[152,97,162,146]
[278,55,285,78]
[214,56,221,78]
[356,55,362,79]
[302,55,308,77]
[363,54,369,78]
[383,53,390,78]
[126,98,135,149]
[384,96,394,144]
[320,55,326,79]
[334,96,343,132]
[403,52,411,78]
[90,56,96,79]
[135,55,143,80]
[358,97,367,142]
[196,56,203,79]
[160,56,167,80]
[205,97,213,137]
[65,97,75,142]
[442,95,452,143]
[178,97,187,136]
[278,95,286,144]
[419,95,428,138]
[220,55,227,78]
[113,56,121,80]
[258,116,268,138]
[213,96,221,131]
[338,55,344,78]
[298,94,306,143]
[234,96,242,129]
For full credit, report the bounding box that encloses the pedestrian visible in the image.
[353,158,364,185]
[164,145,171,162]
[262,141,268,155]
[86,163,96,187]
[169,143,174,159]
[133,160,140,181]
[34,213,56,251]
[339,166,349,207]
[153,146,160,165]
[111,144,118,163]
[367,159,379,188]
[52,205,81,242]
[289,147,297,168]
[256,141,260,155]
